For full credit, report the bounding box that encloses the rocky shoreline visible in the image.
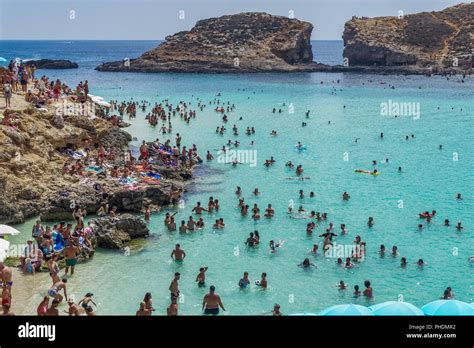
[0,96,190,227]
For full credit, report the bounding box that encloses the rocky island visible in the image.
[343,3,473,74]
[96,12,327,73]
[24,59,78,69]
[96,5,473,75]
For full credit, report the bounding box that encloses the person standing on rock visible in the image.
[64,243,80,276]
[3,80,12,108]
[171,244,186,262]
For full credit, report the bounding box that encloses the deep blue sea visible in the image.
[1,40,473,315]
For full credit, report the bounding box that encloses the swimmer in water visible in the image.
[253,188,260,196]
[171,244,186,262]
[353,285,361,297]
[400,257,407,267]
[256,273,267,289]
[269,240,284,253]
[342,192,350,200]
[344,258,354,269]
[363,280,373,299]
[235,186,242,196]
[391,246,399,256]
[337,281,347,290]
[264,204,274,217]
[192,202,208,215]
[298,258,317,269]
[417,259,425,267]
[196,267,208,287]
[238,272,250,289]
[456,222,464,231]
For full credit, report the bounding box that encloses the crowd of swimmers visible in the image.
[1,74,470,316]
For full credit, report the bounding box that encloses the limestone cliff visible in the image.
[342,3,474,72]
[96,12,325,73]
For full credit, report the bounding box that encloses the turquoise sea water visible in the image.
[2,41,473,315]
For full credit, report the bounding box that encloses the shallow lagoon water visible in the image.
[4,41,474,315]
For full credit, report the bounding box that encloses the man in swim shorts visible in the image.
[169,272,180,301]
[202,285,225,315]
[171,244,186,261]
[48,278,68,303]
[64,243,80,275]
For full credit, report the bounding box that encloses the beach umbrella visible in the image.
[0,224,20,236]
[319,304,373,316]
[0,238,10,262]
[369,301,424,316]
[421,300,474,316]
[289,312,318,316]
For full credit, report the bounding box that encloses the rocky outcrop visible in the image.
[96,12,328,73]
[90,214,150,249]
[343,3,474,72]
[0,103,185,224]
[24,59,78,69]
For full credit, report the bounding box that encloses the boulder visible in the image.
[90,214,150,249]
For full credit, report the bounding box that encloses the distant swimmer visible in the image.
[308,244,318,255]
[269,240,284,253]
[337,280,347,290]
[367,217,374,227]
[298,258,317,269]
[400,257,407,267]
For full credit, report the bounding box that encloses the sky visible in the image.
[0,0,470,40]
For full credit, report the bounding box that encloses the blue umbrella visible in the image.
[289,312,318,316]
[369,301,424,316]
[421,300,474,316]
[319,304,373,316]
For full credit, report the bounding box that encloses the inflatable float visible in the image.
[355,169,380,176]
